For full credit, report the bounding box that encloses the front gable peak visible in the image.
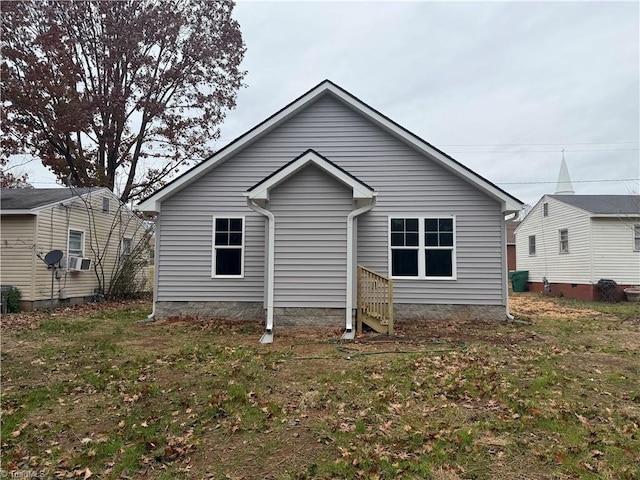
[246,149,375,201]
[137,80,523,214]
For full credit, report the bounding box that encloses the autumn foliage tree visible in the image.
[0,157,32,188]
[1,0,245,203]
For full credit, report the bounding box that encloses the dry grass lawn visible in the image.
[1,294,639,479]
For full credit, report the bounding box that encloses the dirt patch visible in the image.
[358,318,540,347]
[0,299,150,332]
[509,294,603,319]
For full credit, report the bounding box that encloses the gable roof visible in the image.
[247,149,375,201]
[137,80,523,213]
[0,187,104,214]
[549,195,640,216]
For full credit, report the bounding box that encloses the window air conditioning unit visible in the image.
[67,256,92,271]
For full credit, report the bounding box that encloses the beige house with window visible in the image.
[0,187,148,310]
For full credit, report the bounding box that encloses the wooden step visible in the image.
[357,314,390,334]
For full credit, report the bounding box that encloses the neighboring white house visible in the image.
[515,194,640,300]
[0,187,148,309]
[138,80,523,341]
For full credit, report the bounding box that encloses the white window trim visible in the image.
[212,215,245,278]
[528,235,536,256]
[102,196,110,213]
[559,228,569,254]
[634,224,640,252]
[387,215,457,280]
[121,237,133,256]
[67,228,85,258]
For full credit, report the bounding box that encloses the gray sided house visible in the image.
[138,80,523,340]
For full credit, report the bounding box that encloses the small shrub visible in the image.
[5,286,22,313]
[108,255,148,300]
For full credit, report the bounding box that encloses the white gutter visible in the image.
[342,195,377,339]
[246,197,276,343]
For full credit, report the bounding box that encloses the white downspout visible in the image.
[503,213,514,321]
[146,214,160,322]
[246,197,276,343]
[342,195,377,339]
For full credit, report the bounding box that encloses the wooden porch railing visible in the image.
[357,265,394,334]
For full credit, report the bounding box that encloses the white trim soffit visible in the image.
[246,150,375,201]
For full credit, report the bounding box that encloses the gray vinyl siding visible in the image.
[158,94,505,306]
[268,164,353,308]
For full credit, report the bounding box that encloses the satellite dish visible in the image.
[44,250,64,266]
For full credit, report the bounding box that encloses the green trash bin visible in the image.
[511,271,529,292]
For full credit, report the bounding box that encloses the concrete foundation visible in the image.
[155,301,265,321]
[21,295,97,311]
[395,303,506,321]
[155,301,508,324]
[527,282,633,302]
[273,307,345,326]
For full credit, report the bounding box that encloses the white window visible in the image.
[543,203,549,217]
[68,229,84,257]
[121,237,132,256]
[212,216,244,277]
[389,216,456,279]
[528,235,536,255]
[102,197,110,213]
[559,228,569,254]
[634,225,640,251]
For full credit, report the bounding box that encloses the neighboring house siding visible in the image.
[158,94,506,306]
[269,164,353,308]
[591,218,640,284]
[516,197,592,284]
[507,245,516,271]
[32,193,145,302]
[0,215,36,300]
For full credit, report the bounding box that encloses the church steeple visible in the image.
[554,149,575,194]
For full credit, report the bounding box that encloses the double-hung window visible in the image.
[68,229,84,257]
[121,237,132,257]
[528,235,536,255]
[559,228,569,254]
[213,217,244,277]
[389,216,456,279]
[634,225,640,251]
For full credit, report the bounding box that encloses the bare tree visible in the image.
[73,189,153,300]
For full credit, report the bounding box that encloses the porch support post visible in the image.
[343,195,377,339]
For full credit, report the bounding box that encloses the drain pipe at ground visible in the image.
[343,195,377,340]
[246,197,276,343]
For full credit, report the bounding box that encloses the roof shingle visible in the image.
[549,195,640,215]
[1,188,99,211]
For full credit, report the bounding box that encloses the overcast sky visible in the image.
[12,0,640,207]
